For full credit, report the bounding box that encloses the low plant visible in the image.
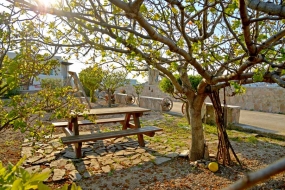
[0,156,81,190]
[247,136,258,144]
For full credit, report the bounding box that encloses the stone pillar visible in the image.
[148,69,159,85]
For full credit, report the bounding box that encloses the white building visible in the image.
[7,52,73,91]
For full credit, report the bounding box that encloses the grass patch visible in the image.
[246,136,258,144]
[230,136,243,142]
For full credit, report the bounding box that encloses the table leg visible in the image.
[68,118,74,131]
[133,113,145,147]
[72,116,82,158]
[122,113,131,130]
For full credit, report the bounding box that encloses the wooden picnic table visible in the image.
[61,106,162,158]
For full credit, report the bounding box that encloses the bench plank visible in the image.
[52,117,133,127]
[61,126,162,144]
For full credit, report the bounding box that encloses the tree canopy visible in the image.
[0,2,85,139]
[5,0,285,160]
[79,65,103,103]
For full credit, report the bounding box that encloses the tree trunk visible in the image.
[188,95,207,161]
[90,89,96,103]
[108,90,112,107]
[185,102,190,125]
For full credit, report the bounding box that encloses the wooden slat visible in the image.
[95,117,127,124]
[52,120,94,127]
[52,117,134,127]
[61,126,162,144]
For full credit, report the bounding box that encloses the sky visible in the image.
[68,59,148,83]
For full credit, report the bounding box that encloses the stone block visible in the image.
[205,102,240,125]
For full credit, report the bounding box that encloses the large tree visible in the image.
[10,0,285,161]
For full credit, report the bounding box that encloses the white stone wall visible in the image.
[116,84,175,100]
[118,85,285,114]
[205,86,285,114]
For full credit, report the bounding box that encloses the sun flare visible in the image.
[39,0,60,7]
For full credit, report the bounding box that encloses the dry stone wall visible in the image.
[206,86,285,114]
[118,85,285,114]
[117,85,175,101]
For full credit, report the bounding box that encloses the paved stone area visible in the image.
[21,131,187,182]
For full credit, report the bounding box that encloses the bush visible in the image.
[159,74,202,94]
[0,156,82,190]
[3,87,20,98]
[41,78,63,89]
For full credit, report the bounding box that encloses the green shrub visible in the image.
[159,74,202,94]
[0,156,81,190]
[3,87,20,98]
[41,78,63,89]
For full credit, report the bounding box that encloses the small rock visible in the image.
[166,152,179,158]
[101,165,111,173]
[179,150,189,157]
[115,144,123,150]
[101,159,114,166]
[76,164,87,173]
[63,151,78,159]
[33,158,48,165]
[26,156,44,164]
[25,165,41,174]
[82,146,93,152]
[50,141,62,148]
[113,163,124,170]
[130,154,140,160]
[154,157,171,165]
[52,169,65,181]
[50,159,68,168]
[90,159,100,170]
[44,147,54,154]
[114,150,125,156]
[114,137,125,143]
[132,159,142,165]
[83,171,91,178]
[21,147,33,157]
[65,163,76,171]
[69,170,82,181]
[135,148,146,153]
[95,149,107,155]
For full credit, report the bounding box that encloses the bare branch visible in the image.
[224,157,285,190]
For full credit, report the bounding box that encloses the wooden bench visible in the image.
[61,126,162,158]
[51,117,133,127]
[61,126,162,144]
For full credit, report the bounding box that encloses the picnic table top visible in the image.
[76,106,151,116]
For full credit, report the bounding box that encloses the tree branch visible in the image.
[224,157,285,190]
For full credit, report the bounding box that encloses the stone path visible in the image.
[21,131,189,182]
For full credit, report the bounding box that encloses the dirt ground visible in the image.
[1,99,285,189]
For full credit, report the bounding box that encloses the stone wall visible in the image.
[206,86,285,114]
[118,85,285,114]
[116,84,174,101]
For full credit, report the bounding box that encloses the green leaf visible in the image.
[37,183,51,190]
[27,171,50,184]
[11,178,22,190]
[171,7,179,14]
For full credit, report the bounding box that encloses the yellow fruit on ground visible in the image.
[208,162,219,172]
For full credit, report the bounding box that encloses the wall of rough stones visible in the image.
[118,85,285,113]
[216,86,285,114]
[116,84,174,100]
